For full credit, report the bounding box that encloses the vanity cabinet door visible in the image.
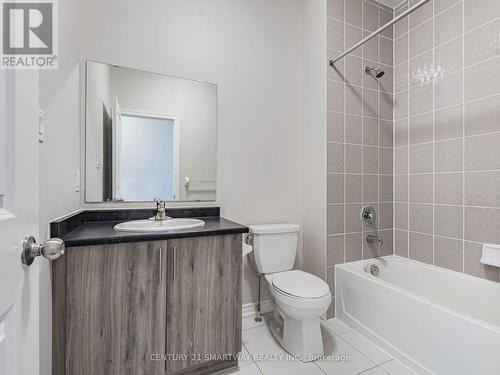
[65,241,167,375]
[166,235,242,374]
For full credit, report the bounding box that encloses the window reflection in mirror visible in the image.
[85,61,217,203]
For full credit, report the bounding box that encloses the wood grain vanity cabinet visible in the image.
[52,234,242,375]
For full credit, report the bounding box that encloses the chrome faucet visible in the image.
[366,234,383,246]
[153,199,170,221]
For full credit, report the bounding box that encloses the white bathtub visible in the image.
[335,256,500,375]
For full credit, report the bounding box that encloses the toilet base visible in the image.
[269,306,325,363]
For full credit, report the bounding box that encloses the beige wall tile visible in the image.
[363,174,379,202]
[465,171,500,208]
[346,174,362,203]
[346,144,362,173]
[434,3,463,46]
[464,19,500,67]
[379,175,394,202]
[465,207,500,243]
[465,133,500,171]
[395,175,409,202]
[328,18,344,50]
[464,241,500,282]
[434,237,463,272]
[328,80,344,112]
[410,143,433,173]
[328,142,345,172]
[345,114,363,144]
[409,203,434,234]
[345,203,363,233]
[328,111,344,142]
[435,172,463,205]
[395,230,409,257]
[464,94,500,137]
[435,104,463,141]
[434,205,463,239]
[328,204,345,235]
[327,0,344,20]
[409,112,433,145]
[410,173,433,203]
[395,202,409,229]
[435,138,463,173]
[435,37,463,77]
[346,233,363,262]
[409,232,433,264]
[327,173,345,204]
[409,19,433,58]
[327,234,345,267]
[464,0,500,32]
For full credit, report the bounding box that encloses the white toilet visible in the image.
[246,223,331,362]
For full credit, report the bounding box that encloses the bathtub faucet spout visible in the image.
[366,234,383,246]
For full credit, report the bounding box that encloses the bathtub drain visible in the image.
[370,264,379,276]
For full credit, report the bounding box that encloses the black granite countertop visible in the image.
[51,208,248,248]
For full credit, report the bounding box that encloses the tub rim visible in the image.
[335,255,500,334]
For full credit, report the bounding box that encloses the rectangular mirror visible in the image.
[85,61,217,203]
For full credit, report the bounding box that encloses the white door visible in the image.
[0,70,41,375]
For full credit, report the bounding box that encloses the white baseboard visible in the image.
[242,299,274,319]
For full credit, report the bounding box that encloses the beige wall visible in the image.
[393,0,500,281]
[302,0,328,285]
[38,0,81,373]
[326,0,395,317]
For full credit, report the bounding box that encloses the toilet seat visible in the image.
[271,270,330,299]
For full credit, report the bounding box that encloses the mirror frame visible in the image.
[83,60,218,204]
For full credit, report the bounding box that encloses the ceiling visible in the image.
[376,0,405,8]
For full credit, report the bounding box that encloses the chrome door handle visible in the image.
[22,236,65,265]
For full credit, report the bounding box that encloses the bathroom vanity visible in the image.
[51,208,248,375]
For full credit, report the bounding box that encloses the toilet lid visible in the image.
[272,270,330,299]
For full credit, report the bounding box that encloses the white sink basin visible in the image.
[114,218,205,232]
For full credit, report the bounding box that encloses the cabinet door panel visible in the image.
[65,241,167,375]
[166,235,242,373]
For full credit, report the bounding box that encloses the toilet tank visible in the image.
[248,223,300,274]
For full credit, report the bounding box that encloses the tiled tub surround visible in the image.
[393,0,500,282]
[327,0,395,317]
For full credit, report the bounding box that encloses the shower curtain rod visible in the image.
[330,0,430,65]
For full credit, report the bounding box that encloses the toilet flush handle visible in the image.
[245,234,253,246]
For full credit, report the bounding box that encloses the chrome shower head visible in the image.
[365,66,385,78]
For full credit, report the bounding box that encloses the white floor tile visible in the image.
[315,336,376,375]
[216,363,263,375]
[340,331,392,365]
[381,360,418,375]
[242,325,285,358]
[256,357,325,375]
[238,345,255,367]
[242,315,270,331]
[322,318,352,336]
[360,366,390,374]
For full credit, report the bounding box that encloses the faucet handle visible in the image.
[154,199,166,210]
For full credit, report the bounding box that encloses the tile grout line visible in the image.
[431,0,436,266]
[461,0,466,273]
[361,0,365,261]
[406,0,410,259]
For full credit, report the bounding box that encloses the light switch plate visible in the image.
[38,108,45,143]
[75,170,80,192]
